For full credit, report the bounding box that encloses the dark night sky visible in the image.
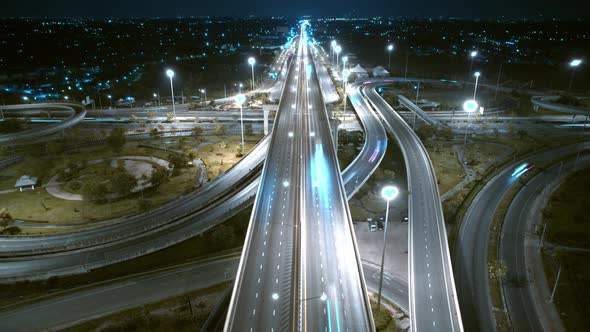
[2,0,588,18]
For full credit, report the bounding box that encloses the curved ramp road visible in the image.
[397,95,444,127]
[0,103,86,144]
[501,155,590,332]
[531,96,590,116]
[364,82,464,332]
[454,141,590,332]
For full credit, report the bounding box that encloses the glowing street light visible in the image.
[200,88,207,105]
[166,69,176,120]
[330,40,337,64]
[342,55,348,73]
[469,50,478,74]
[107,94,113,108]
[64,96,69,101]
[248,57,256,91]
[22,96,29,103]
[568,59,583,91]
[462,99,479,154]
[377,185,399,311]
[473,71,481,99]
[387,44,394,71]
[236,94,247,154]
[335,45,342,69]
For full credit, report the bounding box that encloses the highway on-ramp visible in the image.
[363,81,464,332]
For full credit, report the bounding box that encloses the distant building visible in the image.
[349,64,369,79]
[372,66,390,77]
[15,175,38,192]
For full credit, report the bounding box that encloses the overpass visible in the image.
[363,80,464,331]
[0,103,86,144]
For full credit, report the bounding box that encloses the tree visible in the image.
[210,224,237,245]
[147,111,156,120]
[137,198,153,212]
[244,123,253,136]
[416,125,436,141]
[214,125,226,136]
[167,153,190,175]
[0,208,14,229]
[150,167,169,186]
[0,226,21,235]
[82,180,109,203]
[489,259,508,282]
[110,171,137,196]
[192,126,203,138]
[166,113,174,122]
[107,128,127,152]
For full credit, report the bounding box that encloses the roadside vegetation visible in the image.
[542,166,590,331]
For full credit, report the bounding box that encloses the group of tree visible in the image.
[0,208,21,235]
[106,128,127,152]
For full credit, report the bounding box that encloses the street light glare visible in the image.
[331,40,337,47]
[388,44,394,51]
[248,57,256,65]
[236,94,247,105]
[570,59,582,67]
[463,99,479,113]
[335,45,341,54]
[342,69,350,78]
[166,69,174,78]
[470,51,478,57]
[474,71,481,77]
[342,56,348,63]
[381,185,399,201]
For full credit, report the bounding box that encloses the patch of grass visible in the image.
[424,140,465,194]
[543,251,590,331]
[370,300,397,332]
[543,167,590,248]
[541,166,590,330]
[62,283,229,332]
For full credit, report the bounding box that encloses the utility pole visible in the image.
[494,62,503,101]
[404,52,409,80]
[539,223,547,252]
[550,264,562,303]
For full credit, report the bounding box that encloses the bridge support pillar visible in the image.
[532,105,539,113]
[263,109,269,136]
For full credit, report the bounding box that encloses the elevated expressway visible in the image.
[225,26,374,331]
[0,103,86,145]
[531,95,590,115]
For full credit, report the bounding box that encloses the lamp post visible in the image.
[377,185,399,312]
[153,93,158,106]
[200,88,207,105]
[248,57,256,91]
[342,68,350,121]
[236,94,247,155]
[166,69,176,120]
[330,40,337,64]
[335,45,341,69]
[22,96,29,104]
[469,50,478,74]
[387,44,394,71]
[568,59,582,91]
[473,71,481,99]
[342,55,348,73]
[462,99,479,156]
[107,94,112,108]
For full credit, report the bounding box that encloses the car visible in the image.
[368,218,376,232]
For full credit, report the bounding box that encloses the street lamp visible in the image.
[387,44,394,71]
[166,69,176,120]
[64,96,69,101]
[342,55,348,73]
[462,99,479,156]
[107,94,112,108]
[377,185,400,312]
[568,59,582,91]
[248,57,256,91]
[342,68,350,121]
[473,71,481,99]
[330,40,337,64]
[335,45,342,69]
[469,50,478,74]
[200,88,207,105]
[22,96,29,103]
[236,94,247,155]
